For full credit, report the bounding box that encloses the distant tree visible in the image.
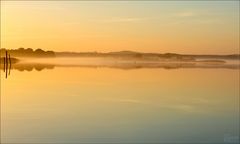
[35,48,45,53]
[0,48,7,56]
[26,48,33,53]
[18,47,25,51]
[34,48,45,57]
[1,48,55,58]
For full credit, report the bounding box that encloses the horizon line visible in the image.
[0,47,239,56]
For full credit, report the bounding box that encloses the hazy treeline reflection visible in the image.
[1,61,239,72]
[0,63,55,72]
[56,63,239,70]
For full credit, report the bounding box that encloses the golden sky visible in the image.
[1,1,239,54]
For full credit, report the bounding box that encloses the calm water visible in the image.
[1,62,239,143]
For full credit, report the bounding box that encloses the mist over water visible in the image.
[18,57,240,65]
[18,57,105,65]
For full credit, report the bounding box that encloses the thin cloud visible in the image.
[175,12,195,17]
[104,98,146,104]
[93,17,158,23]
[171,11,219,24]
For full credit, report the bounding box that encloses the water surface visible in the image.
[1,60,239,143]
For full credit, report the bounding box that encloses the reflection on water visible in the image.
[0,58,239,73]
[1,63,55,79]
[8,63,54,72]
[1,59,239,143]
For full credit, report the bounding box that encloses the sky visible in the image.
[1,1,239,54]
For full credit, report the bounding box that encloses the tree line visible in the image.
[0,48,55,57]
